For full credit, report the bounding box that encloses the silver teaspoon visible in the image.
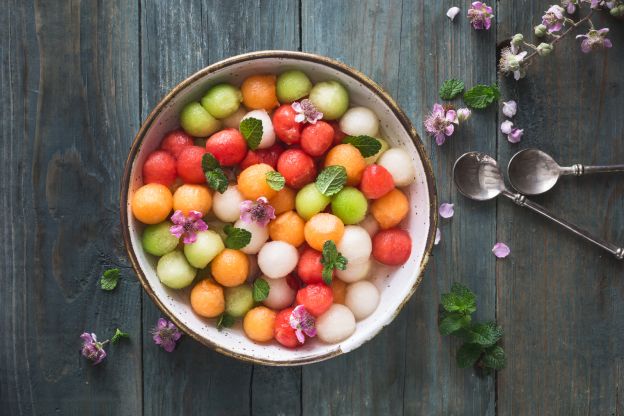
[508,148,624,195]
[453,151,624,260]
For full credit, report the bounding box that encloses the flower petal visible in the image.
[170,210,185,225]
[439,203,455,219]
[447,6,461,20]
[183,232,197,244]
[169,224,184,238]
[508,128,524,143]
[444,124,455,136]
[492,242,511,258]
[194,219,209,232]
[500,120,514,134]
[502,100,517,118]
[434,228,441,245]
[435,133,446,146]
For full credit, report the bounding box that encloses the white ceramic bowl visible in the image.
[120,51,437,365]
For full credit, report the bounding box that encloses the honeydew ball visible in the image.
[183,230,225,269]
[295,183,331,220]
[378,148,416,186]
[180,102,222,137]
[316,304,356,343]
[336,259,372,283]
[339,106,380,137]
[234,219,270,254]
[261,276,296,310]
[337,226,372,264]
[257,241,299,279]
[331,187,368,225]
[224,284,254,317]
[141,221,179,256]
[241,110,276,149]
[222,107,247,129]
[308,81,349,120]
[157,250,197,289]
[276,70,313,103]
[345,280,380,321]
[364,138,389,164]
[201,83,242,119]
[359,214,380,237]
[213,184,244,222]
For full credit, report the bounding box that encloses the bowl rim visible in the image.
[120,50,438,366]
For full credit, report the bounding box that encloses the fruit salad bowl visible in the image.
[121,50,437,365]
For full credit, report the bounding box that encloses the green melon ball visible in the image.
[296,183,331,220]
[331,187,368,225]
[224,284,254,318]
[308,81,349,120]
[180,102,222,137]
[157,250,197,289]
[276,70,313,103]
[200,83,243,119]
[364,138,389,164]
[142,221,179,256]
[183,230,225,269]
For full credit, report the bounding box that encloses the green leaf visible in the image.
[265,171,285,191]
[320,240,348,284]
[463,84,500,109]
[111,328,129,344]
[100,268,120,291]
[439,313,471,335]
[464,321,503,347]
[456,343,484,368]
[482,345,506,370]
[439,79,465,100]
[253,278,270,302]
[239,117,263,150]
[315,166,347,197]
[224,227,252,250]
[202,153,220,172]
[440,282,476,314]
[202,153,229,193]
[217,313,235,331]
[342,135,382,157]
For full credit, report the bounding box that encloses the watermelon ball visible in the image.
[272,104,303,145]
[308,81,349,120]
[336,226,372,265]
[240,143,284,170]
[201,83,242,119]
[296,247,325,284]
[274,307,300,348]
[336,258,371,283]
[331,187,368,225]
[300,121,334,157]
[156,250,197,289]
[142,150,177,187]
[296,283,333,317]
[261,275,296,310]
[222,107,247,129]
[234,219,269,255]
[183,230,225,269]
[377,148,416,187]
[176,146,208,184]
[345,280,380,321]
[224,284,254,318]
[372,228,412,265]
[258,241,299,279]
[276,70,313,103]
[180,102,222,137]
[277,149,317,189]
[339,106,380,137]
[240,110,276,149]
[360,214,380,237]
[205,128,247,166]
[160,129,194,158]
[141,221,179,256]
[364,138,389,164]
[295,183,330,220]
[360,164,395,199]
[213,184,244,222]
[316,304,356,343]
[328,120,347,146]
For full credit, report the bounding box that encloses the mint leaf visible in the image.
[315,166,347,197]
[320,240,348,284]
[217,313,235,331]
[439,313,471,335]
[463,321,503,347]
[439,79,465,100]
[111,328,129,344]
[342,135,382,157]
[202,153,229,193]
[265,171,285,191]
[224,227,252,250]
[463,84,500,109]
[239,117,263,150]
[456,343,484,368]
[202,153,220,172]
[100,268,120,291]
[253,278,270,302]
[482,345,506,370]
[441,282,477,313]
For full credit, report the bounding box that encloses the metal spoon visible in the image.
[508,148,624,195]
[453,151,624,260]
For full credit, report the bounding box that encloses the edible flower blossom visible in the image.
[542,5,566,32]
[447,6,461,21]
[502,100,517,118]
[439,203,455,219]
[80,332,107,365]
[492,242,511,258]
[424,104,458,146]
[292,99,323,124]
[561,0,578,14]
[467,2,494,30]
[499,47,528,80]
[289,305,316,344]
[170,210,208,244]
[152,318,182,352]
[240,197,276,227]
[576,28,613,53]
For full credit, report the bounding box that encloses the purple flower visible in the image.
[561,0,577,13]
[240,197,276,227]
[492,242,510,258]
[542,5,566,33]
[434,228,441,245]
[289,305,316,344]
[467,2,494,30]
[439,203,455,219]
[151,318,182,352]
[424,104,458,146]
[80,332,107,365]
[292,99,323,124]
[169,210,208,244]
[576,28,613,53]
[499,47,528,80]
[447,6,461,21]
[502,100,517,118]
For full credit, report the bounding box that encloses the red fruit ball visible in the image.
[205,128,247,166]
[142,150,177,187]
[328,121,347,146]
[360,164,395,199]
[296,283,333,317]
[277,149,317,189]
[372,228,412,265]
[273,104,303,145]
[176,146,208,184]
[274,307,300,348]
[300,121,334,157]
[240,144,284,170]
[160,129,194,158]
[297,247,326,284]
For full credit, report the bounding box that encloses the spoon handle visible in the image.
[502,190,624,260]
[562,164,624,175]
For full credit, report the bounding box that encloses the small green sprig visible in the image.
[100,268,120,291]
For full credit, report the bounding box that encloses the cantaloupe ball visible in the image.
[324,144,366,186]
[190,279,225,318]
[212,184,244,222]
[377,148,416,186]
[257,241,299,279]
[261,276,296,310]
[370,188,409,229]
[336,226,372,264]
[211,249,249,287]
[240,110,276,149]
[268,211,306,247]
[173,184,212,216]
[339,106,379,137]
[303,213,345,251]
[336,259,372,283]
[359,214,380,237]
[345,280,380,321]
[237,163,278,200]
[316,304,356,343]
[132,183,173,224]
[269,187,296,215]
[243,306,276,342]
[234,219,270,254]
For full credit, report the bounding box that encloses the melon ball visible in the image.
[222,107,247,129]
[308,81,349,120]
[316,304,356,343]
[156,250,197,289]
[377,148,416,186]
[257,241,299,279]
[359,214,380,237]
[336,259,371,283]
[247,254,260,280]
[212,184,244,222]
[345,280,380,321]
[241,110,276,149]
[183,230,225,269]
[234,219,269,254]
[337,226,372,264]
[339,106,379,137]
[261,276,296,310]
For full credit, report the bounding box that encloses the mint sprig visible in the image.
[253,278,270,302]
[202,153,228,193]
[223,225,252,250]
[439,79,465,100]
[111,328,129,344]
[239,117,263,150]
[320,240,348,284]
[315,166,347,197]
[100,268,120,291]
[342,135,382,158]
[463,84,500,109]
[217,313,235,331]
[265,171,285,191]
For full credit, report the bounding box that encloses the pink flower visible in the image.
[80,332,107,365]
[434,228,441,245]
[576,28,613,53]
[292,99,323,124]
[240,197,276,227]
[169,210,208,244]
[424,104,458,146]
[447,6,461,21]
[289,305,316,344]
[502,100,517,118]
[492,242,510,258]
[561,0,577,14]
[467,2,494,30]
[508,128,524,143]
[542,5,566,33]
[439,203,455,219]
[151,318,182,352]
[499,47,528,80]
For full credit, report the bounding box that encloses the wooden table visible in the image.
[2,1,622,414]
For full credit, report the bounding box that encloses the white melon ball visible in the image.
[345,280,380,321]
[378,148,416,186]
[337,226,372,264]
[222,107,247,129]
[339,106,379,137]
[241,109,276,149]
[359,214,380,237]
[234,219,269,254]
[213,184,244,222]
[247,254,260,280]
[261,276,296,310]
[257,241,299,279]
[336,259,371,283]
[316,304,356,344]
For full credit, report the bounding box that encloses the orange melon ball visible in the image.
[243,306,277,342]
[268,211,306,247]
[269,187,296,215]
[324,144,366,186]
[131,183,173,224]
[211,249,249,287]
[172,184,213,216]
[371,188,409,229]
[304,213,345,251]
[237,163,278,200]
[190,279,225,318]
[332,278,347,305]
[241,74,279,111]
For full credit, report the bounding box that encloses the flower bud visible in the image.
[537,42,554,56]
[457,108,471,123]
[534,24,547,37]
[511,34,524,46]
[611,5,624,16]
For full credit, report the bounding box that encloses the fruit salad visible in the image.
[131,69,416,347]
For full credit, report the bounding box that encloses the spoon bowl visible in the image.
[508,148,561,195]
[453,152,506,201]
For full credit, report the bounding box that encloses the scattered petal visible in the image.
[508,128,524,143]
[439,203,455,219]
[500,120,514,134]
[502,100,517,118]
[492,242,511,258]
[434,228,441,245]
[447,6,461,20]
